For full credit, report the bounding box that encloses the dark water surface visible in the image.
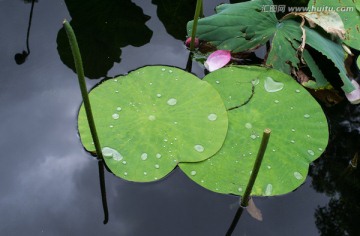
[0,1,358,235]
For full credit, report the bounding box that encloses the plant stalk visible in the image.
[63,20,104,161]
[190,0,203,51]
[240,128,271,207]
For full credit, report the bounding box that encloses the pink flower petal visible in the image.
[204,50,231,72]
[345,80,360,104]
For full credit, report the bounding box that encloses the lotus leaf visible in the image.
[78,66,228,182]
[179,66,329,196]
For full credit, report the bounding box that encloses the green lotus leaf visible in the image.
[78,66,228,182]
[179,66,329,196]
[308,0,360,50]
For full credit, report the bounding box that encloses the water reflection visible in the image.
[152,0,196,40]
[15,0,37,65]
[310,102,360,236]
[57,0,153,79]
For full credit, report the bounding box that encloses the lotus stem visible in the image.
[240,128,271,207]
[63,20,104,161]
[190,0,203,51]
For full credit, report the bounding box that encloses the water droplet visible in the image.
[208,113,217,121]
[109,125,114,128]
[167,98,177,106]
[238,187,243,192]
[250,134,257,140]
[124,172,128,176]
[290,140,295,144]
[291,129,296,132]
[295,89,300,93]
[318,148,323,151]
[155,164,160,169]
[304,114,310,118]
[169,70,173,73]
[114,79,118,82]
[307,149,315,156]
[116,107,122,111]
[144,172,147,175]
[264,77,284,92]
[272,149,276,152]
[115,90,119,93]
[161,68,165,71]
[190,170,197,176]
[122,161,127,165]
[112,113,119,119]
[156,93,162,98]
[141,153,148,160]
[216,80,220,84]
[274,100,279,104]
[294,172,303,180]
[194,145,204,152]
[252,79,259,85]
[267,165,271,169]
[245,123,252,129]
[148,115,156,121]
[102,147,123,161]
[156,153,161,159]
[265,184,273,196]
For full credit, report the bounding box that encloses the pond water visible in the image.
[0,1,359,235]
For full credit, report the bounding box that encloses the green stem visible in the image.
[240,128,271,207]
[63,20,104,160]
[190,0,203,51]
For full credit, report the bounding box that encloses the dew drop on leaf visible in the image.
[194,145,205,152]
[264,77,284,92]
[167,98,177,106]
[294,172,303,180]
[141,153,148,160]
[112,113,119,119]
[208,113,217,121]
[245,123,252,129]
[102,147,123,161]
[265,184,273,196]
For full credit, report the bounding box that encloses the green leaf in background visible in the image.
[78,66,228,182]
[308,0,360,50]
[187,0,357,94]
[304,27,355,93]
[357,56,360,69]
[179,66,329,196]
[187,0,277,52]
[301,49,330,89]
[265,19,302,74]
